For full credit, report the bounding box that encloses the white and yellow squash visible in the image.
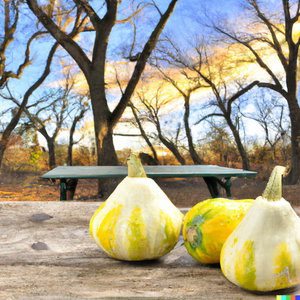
[90,154,184,261]
[220,166,300,291]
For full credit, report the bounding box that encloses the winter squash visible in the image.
[183,198,253,264]
[89,154,184,261]
[220,166,300,291]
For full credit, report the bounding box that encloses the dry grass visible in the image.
[1,171,300,208]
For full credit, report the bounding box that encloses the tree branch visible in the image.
[110,0,179,127]
[73,0,102,30]
[194,113,224,126]
[117,3,152,23]
[213,25,283,88]
[26,0,92,78]
[0,30,48,88]
[256,81,288,98]
[249,0,288,71]
[227,80,259,115]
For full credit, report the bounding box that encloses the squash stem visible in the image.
[262,166,286,201]
[127,154,147,178]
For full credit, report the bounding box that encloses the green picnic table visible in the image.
[41,165,258,201]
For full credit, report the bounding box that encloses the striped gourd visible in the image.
[221,166,300,291]
[183,198,253,264]
[90,154,184,261]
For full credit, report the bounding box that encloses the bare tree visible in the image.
[152,37,208,165]
[135,84,186,165]
[0,1,92,170]
[128,102,159,164]
[67,94,90,166]
[208,0,300,182]
[155,36,258,170]
[202,119,238,166]
[0,0,46,170]
[0,0,45,87]
[26,0,179,195]
[113,65,159,164]
[241,90,290,164]
[17,79,73,169]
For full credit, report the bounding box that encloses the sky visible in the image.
[0,0,289,152]
[1,0,240,104]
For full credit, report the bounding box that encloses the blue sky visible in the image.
[1,0,239,109]
[0,0,286,151]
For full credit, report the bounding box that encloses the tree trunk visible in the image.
[67,108,86,166]
[68,122,74,166]
[0,104,28,171]
[284,37,300,184]
[226,117,250,170]
[284,96,300,184]
[183,95,204,165]
[0,144,6,172]
[38,126,57,170]
[47,139,56,170]
[89,83,119,196]
[67,141,73,167]
[96,132,120,197]
[97,130,119,166]
[89,81,119,166]
[158,133,186,165]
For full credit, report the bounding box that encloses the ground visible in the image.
[1,171,300,208]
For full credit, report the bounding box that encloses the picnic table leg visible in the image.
[224,178,232,198]
[66,179,78,200]
[203,177,232,199]
[215,177,232,198]
[203,177,221,198]
[60,179,67,201]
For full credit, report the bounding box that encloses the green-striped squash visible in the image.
[90,154,184,261]
[183,198,253,264]
[220,166,300,291]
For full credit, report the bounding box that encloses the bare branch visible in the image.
[0,30,48,87]
[212,25,283,88]
[114,66,124,96]
[227,80,259,115]
[248,0,288,71]
[117,3,152,23]
[73,0,102,30]
[194,113,224,126]
[111,0,179,127]
[26,0,92,77]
